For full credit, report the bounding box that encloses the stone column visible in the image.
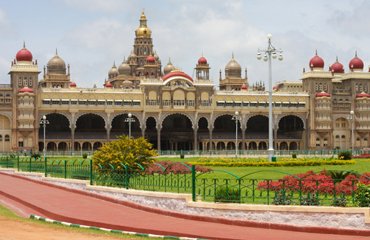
[106,125,111,141]
[208,125,213,151]
[241,125,246,151]
[193,126,198,152]
[157,125,161,152]
[70,125,75,155]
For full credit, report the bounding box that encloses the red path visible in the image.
[0,172,368,240]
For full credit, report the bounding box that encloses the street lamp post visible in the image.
[232,111,240,158]
[125,113,136,138]
[40,115,49,160]
[257,34,283,161]
[348,110,355,152]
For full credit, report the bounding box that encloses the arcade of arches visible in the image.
[38,113,305,152]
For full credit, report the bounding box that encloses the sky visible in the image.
[0,0,369,88]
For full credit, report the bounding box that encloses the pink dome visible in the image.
[105,82,113,88]
[315,91,330,98]
[349,53,364,71]
[356,92,370,98]
[19,86,33,93]
[162,70,193,82]
[16,46,33,62]
[241,83,248,90]
[69,82,77,87]
[309,51,324,69]
[146,55,155,63]
[198,56,207,64]
[330,58,344,73]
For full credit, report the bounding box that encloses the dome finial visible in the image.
[168,57,172,64]
[232,52,235,59]
[55,48,58,56]
[336,56,338,62]
[23,41,26,48]
[355,50,358,58]
[315,49,318,56]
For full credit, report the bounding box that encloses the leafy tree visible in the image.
[92,136,157,173]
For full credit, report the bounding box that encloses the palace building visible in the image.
[0,11,369,153]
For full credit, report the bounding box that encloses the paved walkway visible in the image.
[0,172,368,240]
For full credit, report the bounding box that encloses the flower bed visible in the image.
[146,161,211,174]
[188,160,355,167]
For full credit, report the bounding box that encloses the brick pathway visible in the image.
[0,172,368,240]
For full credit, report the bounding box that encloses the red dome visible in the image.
[162,70,193,82]
[356,92,370,98]
[19,87,33,93]
[198,56,207,64]
[309,51,324,69]
[69,82,76,87]
[330,58,344,73]
[105,82,113,88]
[16,47,33,62]
[349,53,364,70]
[241,83,248,90]
[146,55,156,63]
[315,91,330,97]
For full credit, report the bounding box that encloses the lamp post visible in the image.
[257,33,283,161]
[125,113,136,138]
[232,111,240,158]
[348,110,355,152]
[40,115,49,160]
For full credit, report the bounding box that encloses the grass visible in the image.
[0,204,157,239]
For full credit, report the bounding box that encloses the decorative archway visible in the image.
[246,115,268,140]
[144,116,157,149]
[111,113,141,139]
[39,113,70,152]
[161,113,193,151]
[277,115,304,140]
[213,114,241,142]
[75,114,106,140]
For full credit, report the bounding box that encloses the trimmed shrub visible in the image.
[93,136,157,173]
[354,184,370,207]
[82,153,88,159]
[214,186,240,203]
[338,151,352,160]
[292,153,297,159]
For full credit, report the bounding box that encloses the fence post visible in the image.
[191,165,196,202]
[64,160,67,179]
[44,157,47,177]
[6,156,9,168]
[29,157,32,172]
[89,159,93,185]
[17,155,20,171]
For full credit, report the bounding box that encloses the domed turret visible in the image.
[315,91,331,98]
[356,92,370,98]
[19,86,34,93]
[16,42,33,62]
[349,52,364,71]
[146,55,156,64]
[225,54,241,78]
[69,82,76,88]
[241,83,248,91]
[330,57,344,74]
[163,59,176,75]
[104,82,113,88]
[309,50,324,70]
[135,11,152,38]
[118,59,131,75]
[198,56,207,65]
[108,62,119,79]
[47,49,66,74]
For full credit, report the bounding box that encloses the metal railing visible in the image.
[0,155,368,207]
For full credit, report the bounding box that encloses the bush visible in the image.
[93,136,157,173]
[354,184,370,207]
[292,153,297,158]
[214,186,240,203]
[82,153,88,159]
[338,151,352,160]
[31,153,41,159]
[300,194,320,206]
[273,190,292,205]
[332,196,347,207]
[145,161,211,175]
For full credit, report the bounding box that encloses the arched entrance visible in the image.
[161,114,193,151]
[111,113,141,139]
[75,114,105,140]
[213,114,241,147]
[144,117,157,148]
[197,117,208,150]
[0,115,11,152]
[246,115,268,140]
[39,113,70,152]
[278,115,304,148]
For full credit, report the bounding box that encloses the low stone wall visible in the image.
[2,168,370,231]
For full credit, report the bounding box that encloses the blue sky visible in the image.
[0,0,368,87]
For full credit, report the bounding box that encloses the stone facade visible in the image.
[0,12,369,153]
